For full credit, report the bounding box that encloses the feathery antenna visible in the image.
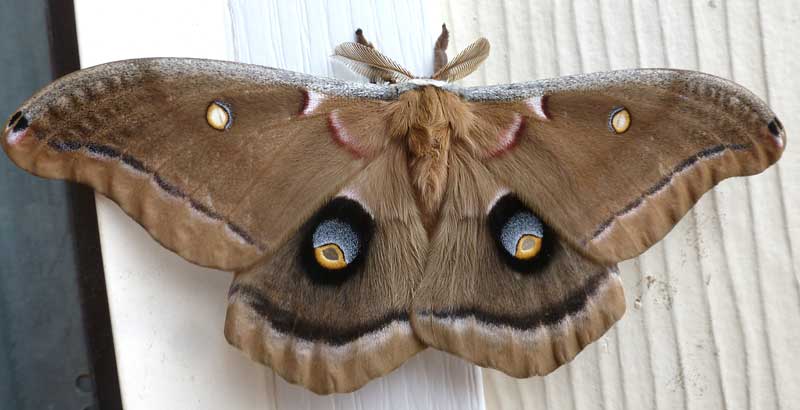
[431,37,490,82]
[333,29,415,83]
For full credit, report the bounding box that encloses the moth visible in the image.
[1,26,786,394]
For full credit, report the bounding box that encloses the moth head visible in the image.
[332,25,490,84]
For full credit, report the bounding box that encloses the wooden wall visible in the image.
[440,1,800,409]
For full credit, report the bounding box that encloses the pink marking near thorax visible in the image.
[301,90,325,116]
[525,95,549,120]
[327,110,365,158]
[488,113,525,157]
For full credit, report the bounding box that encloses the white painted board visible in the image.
[74,0,484,409]
[439,1,800,409]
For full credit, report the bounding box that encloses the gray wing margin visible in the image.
[28,58,400,111]
[454,68,774,120]
[145,58,400,99]
[454,69,679,101]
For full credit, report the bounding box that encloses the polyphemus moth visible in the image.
[1,26,786,394]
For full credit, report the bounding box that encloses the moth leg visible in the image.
[433,23,449,72]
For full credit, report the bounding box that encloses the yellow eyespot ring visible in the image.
[206,101,232,130]
[314,243,347,270]
[514,234,542,260]
[609,106,630,134]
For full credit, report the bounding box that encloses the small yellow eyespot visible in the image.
[314,243,347,270]
[515,234,542,260]
[206,101,231,130]
[609,107,630,134]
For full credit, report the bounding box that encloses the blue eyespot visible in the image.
[488,193,554,273]
[300,197,374,285]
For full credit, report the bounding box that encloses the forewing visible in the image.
[2,58,394,270]
[461,69,785,264]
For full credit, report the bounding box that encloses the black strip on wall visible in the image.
[0,1,122,408]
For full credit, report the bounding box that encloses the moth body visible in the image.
[388,85,466,229]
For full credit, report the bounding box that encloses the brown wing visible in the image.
[225,143,428,393]
[462,69,785,264]
[411,145,625,376]
[2,58,393,270]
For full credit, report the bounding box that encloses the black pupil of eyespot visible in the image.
[322,247,338,260]
[520,237,534,250]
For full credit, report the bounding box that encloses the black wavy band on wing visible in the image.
[229,283,409,346]
[44,137,259,248]
[417,268,613,330]
[588,143,752,242]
